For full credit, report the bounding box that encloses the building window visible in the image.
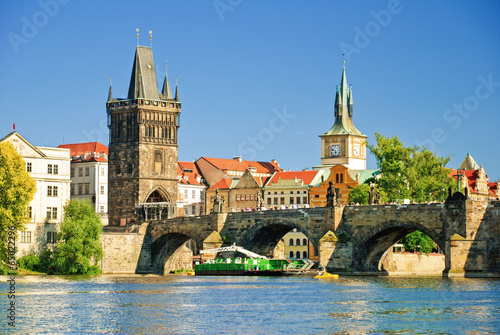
[20,231,32,243]
[84,183,90,195]
[274,198,278,205]
[250,194,254,201]
[100,186,105,195]
[289,239,294,246]
[289,251,294,258]
[53,165,58,174]
[26,162,32,172]
[236,195,240,201]
[71,184,75,195]
[303,197,308,204]
[184,190,188,199]
[100,206,104,213]
[296,238,301,246]
[296,197,301,204]
[296,251,301,259]
[290,197,294,205]
[79,168,83,177]
[267,198,271,205]
[340,174,343,183]
[303,238,307,246]
[71,168,74,177]
[28,206,32,219]
[85,167,90,176]
[47,207,58,220]
[303,251,308,259]
[78,184,83,195]
[53,186,58,197]
[192,190,196,199]
[280,197,285,205]
[47,231,57,244]
[47,186,52,196]
[101,167,105,176]
[47,186,58,197]
[47,164,53,174]
[290,191,293,194]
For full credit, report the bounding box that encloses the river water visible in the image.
[1,274,499,334]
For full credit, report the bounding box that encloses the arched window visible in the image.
[289,251,294,258]
[303,251,308,259]
[303,238,307,246]
[295,251,301,259]
[340,173,344,183]
[336,173,339,183]
[289,238,294,246]
[296,238,301,246]
[145,126,149,137]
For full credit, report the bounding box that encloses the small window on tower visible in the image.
[154,150,162,173]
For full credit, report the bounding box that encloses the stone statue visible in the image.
[335,187,341,206]
[326,181,335,207]
[256,191,263,209]
[375,189,381,205]
[369,184,375,204]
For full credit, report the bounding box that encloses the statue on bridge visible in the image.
[326,181,335,207]
[335,187,341,206]
[212,189,225,213]
[256,191,263,209]
[369,184,381,205]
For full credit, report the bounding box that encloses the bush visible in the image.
[17,254,41,271]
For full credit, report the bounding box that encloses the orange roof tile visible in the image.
[58,142,108,162]
[178,161,205,186]
[208,178,234,190]
[200,157,282,175]
[267,170,319,186]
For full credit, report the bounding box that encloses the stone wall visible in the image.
[381,251,445,276]
[100,232,152,274]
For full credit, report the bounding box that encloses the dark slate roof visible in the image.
[128,46,160,100]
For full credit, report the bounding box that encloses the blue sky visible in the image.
[1,1,499,181]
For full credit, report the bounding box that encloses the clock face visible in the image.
[330,144,340,157]
[353,144,360,157]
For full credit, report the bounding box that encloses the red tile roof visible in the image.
[266,170,319,186]
[208,178,234,190]
[58,142,108,162]
[178,161,205,186]
[200,157,282,175]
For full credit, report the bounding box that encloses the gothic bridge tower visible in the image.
[107,45,181,226]
[319,62,367,170]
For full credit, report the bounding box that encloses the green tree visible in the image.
[400,231,436,254]
[51,199,103,275]
[368,133,454,203]
[0,142,37,273]
[348,183,389,205]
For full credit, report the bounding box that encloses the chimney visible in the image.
[233,156,242,162]
[271,159,279,167]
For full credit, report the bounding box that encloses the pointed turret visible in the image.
[174,80,180,102]
[161,64,173,99]
[459,153,480,171]
[107,79,114,102]
[339,62,348,107]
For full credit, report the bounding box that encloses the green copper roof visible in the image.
[321,66,366,138]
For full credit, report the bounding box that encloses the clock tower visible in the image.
[318,63,367,170]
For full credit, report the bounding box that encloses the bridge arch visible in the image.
[237,217,318,258]
[150,227,202,275]
[351,220,444,272]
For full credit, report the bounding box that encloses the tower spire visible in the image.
[175,78,180,102]
[162,61,173,99]
[108,78,113,101]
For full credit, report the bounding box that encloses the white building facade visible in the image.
[58,142,108,216]
[1,132,71,256]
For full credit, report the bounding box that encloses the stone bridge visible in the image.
[101,199,500,277]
